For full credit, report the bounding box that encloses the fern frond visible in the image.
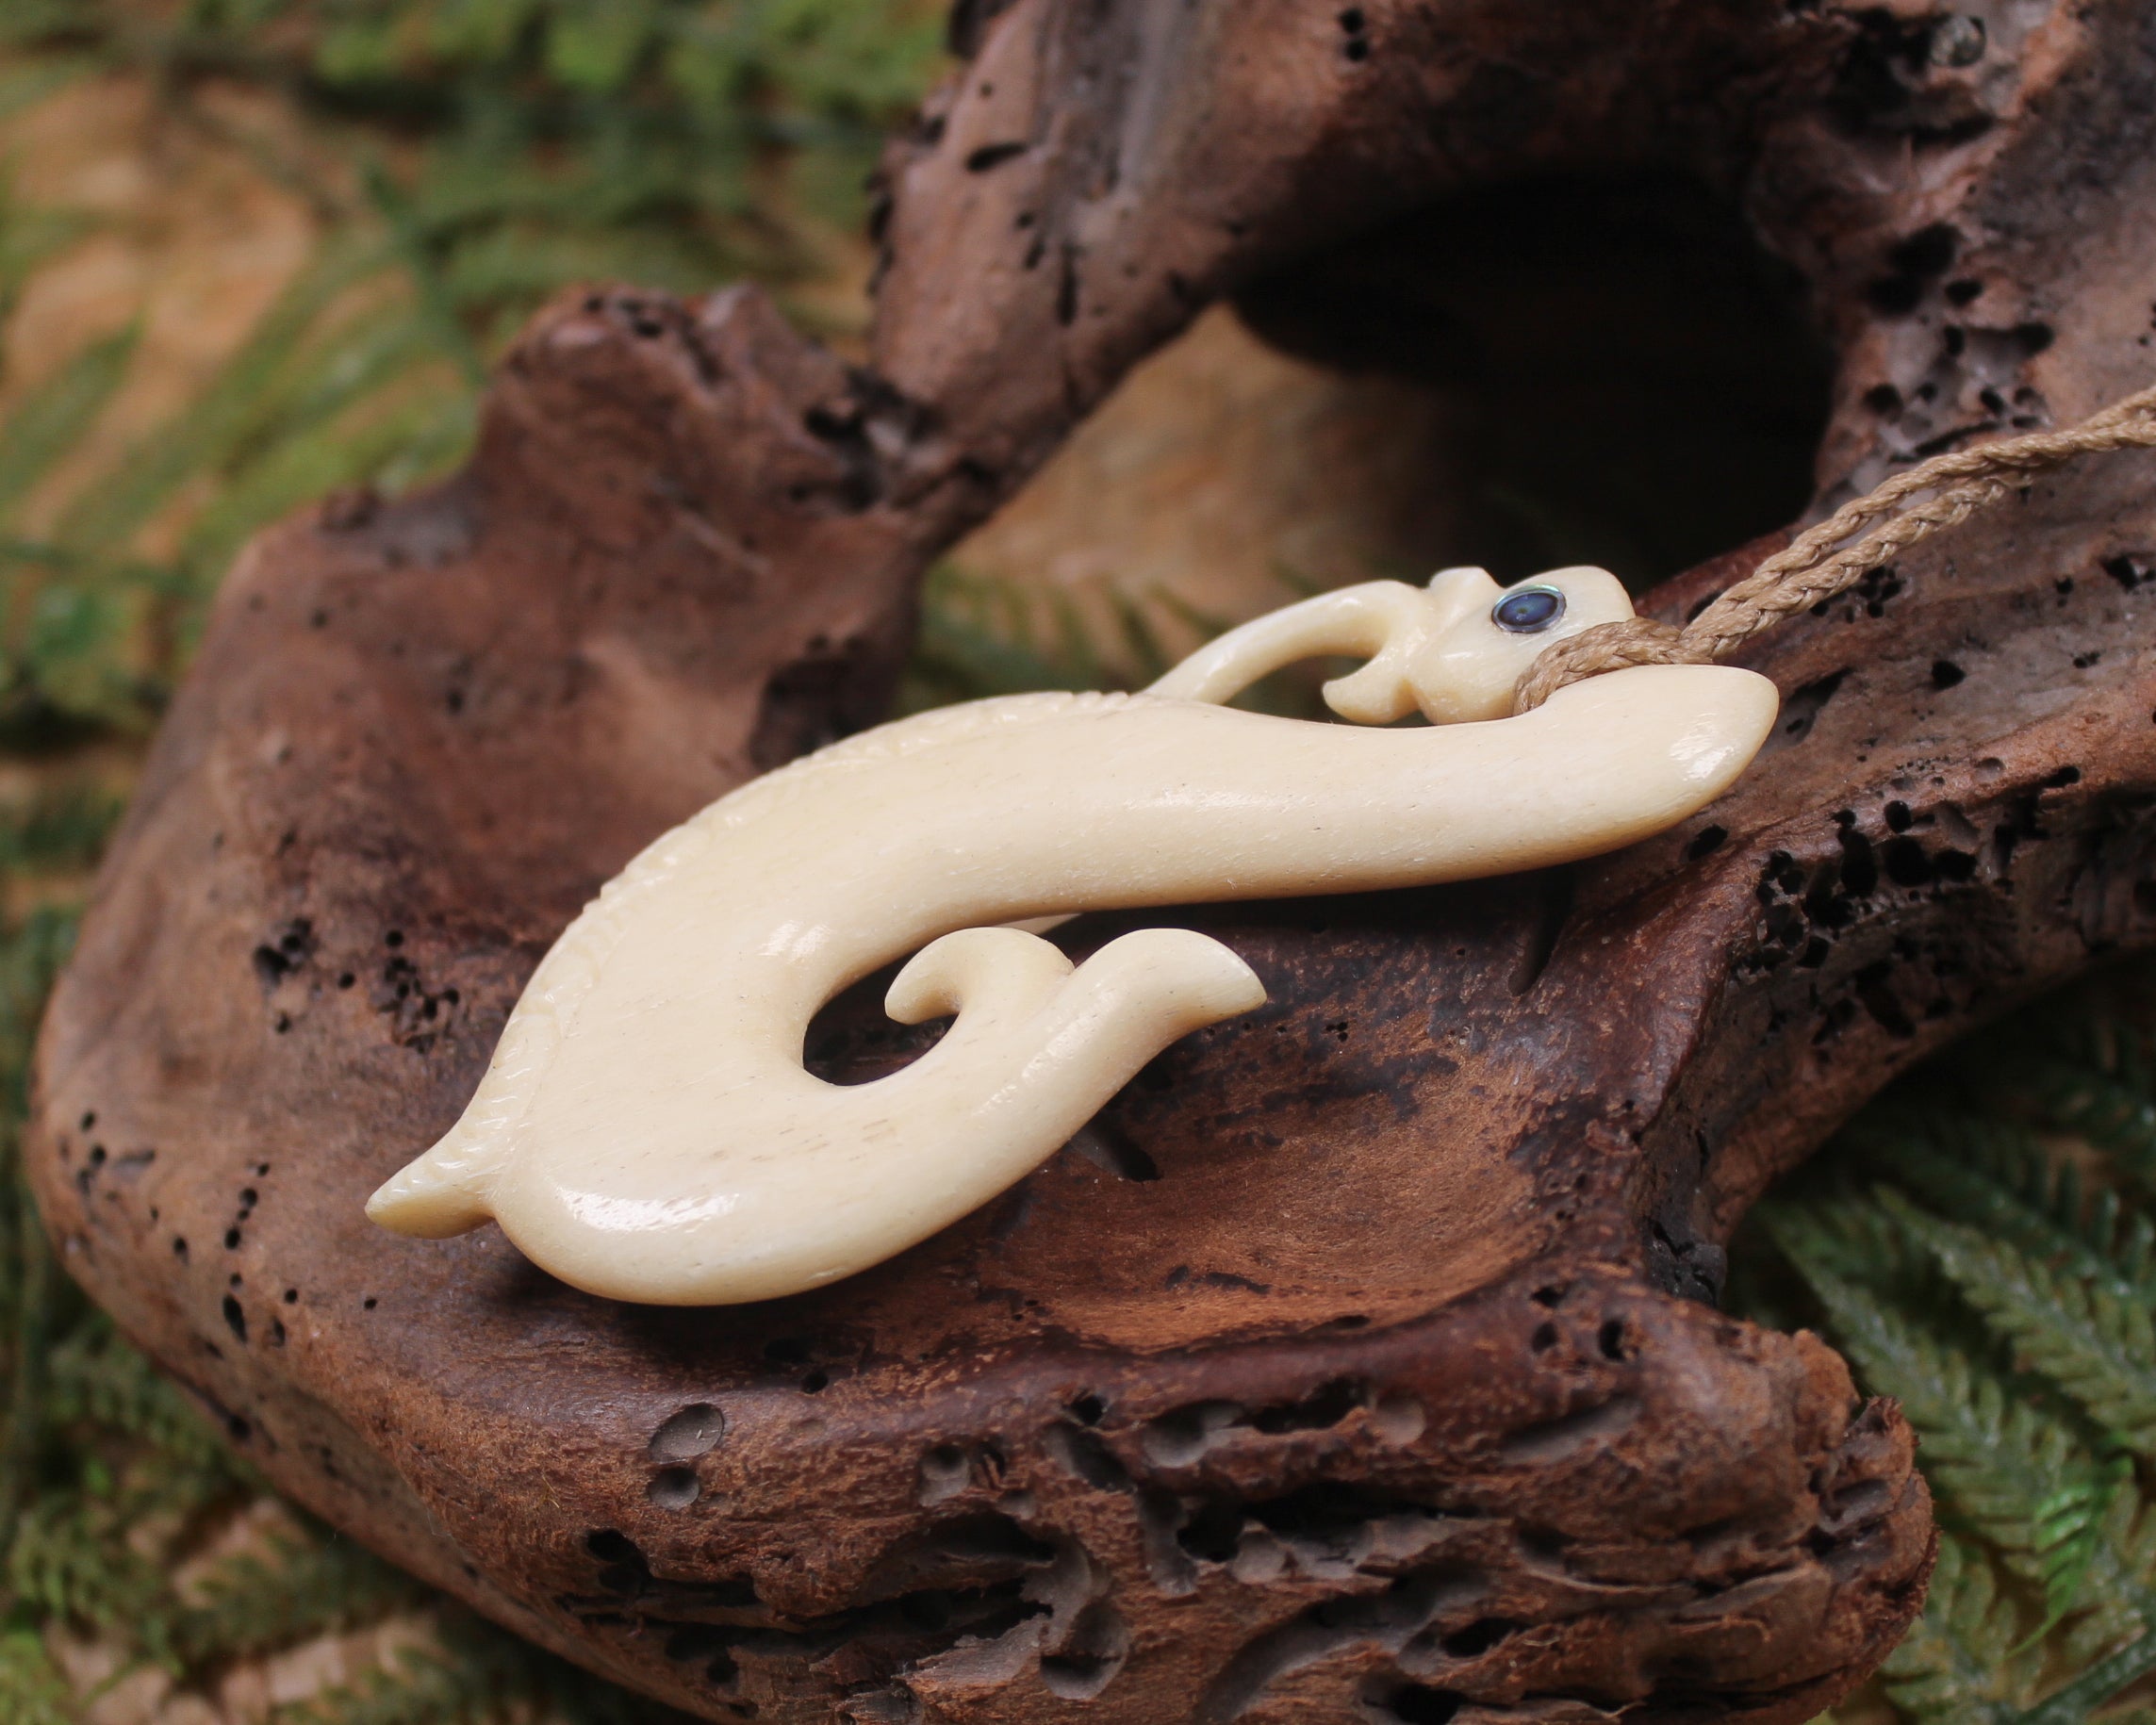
[0,325,138,520]
[1885,1191,2156,1454]
[0,163,95,322]
[0,904,74,1065]
[2025,1453,2135,1646]
[422,0,547,64]
[0,8,941,1718]
[0,1173,57,1557]
[1859,1107,2156,1302]
[1877,1534,2042,1724]
[51,232,396,559]
[1147,585,1240,646]
[1108,590,1177,685]
[545,1,661,95]
[179,365,469,583]
[899,565,1100,712]
[1,572,153,725]
[1764,1208,2151,1637]
[1982,1051,2156,1189]
[2011,1627,2156,1725]
[1753,1183,1941,1319]
[2050,1486,2156,1678]
[1043,586,1105,689]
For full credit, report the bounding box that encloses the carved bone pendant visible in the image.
[366,567,1779,1305]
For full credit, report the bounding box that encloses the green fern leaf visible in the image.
[1877,1533,2041,1724]
[2025,1452,2135,1644]
[0,326,138,522]
[1764,1202,2152,1638]
[0,9,949,1719]
[4,573,147,726]
[2008,1626,2156,1725]
[1109,590,1176,684]
[52,234,395,559]
[2024,1486,2156,1705]
[0,53,91,123]
[179,360,467,582]
[311,14,410,85]
[898,566,1105,711]
[1977,1049,2156,1189]
[1856,1105,2156,1304]
[1885,1191,2156,1453]
[1754,1180,1931,1305]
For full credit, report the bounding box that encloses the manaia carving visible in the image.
[365,566,1778,1303]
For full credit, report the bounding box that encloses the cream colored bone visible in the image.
[367,567,1778,1306]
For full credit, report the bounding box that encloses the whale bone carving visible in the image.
[366,566,1779,1305]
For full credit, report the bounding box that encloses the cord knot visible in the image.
[1511,617,1708,715]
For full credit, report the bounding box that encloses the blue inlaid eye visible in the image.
[1491,586,1566,633]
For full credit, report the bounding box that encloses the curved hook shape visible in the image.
[369,567,1779,1305]
[1150,565,1638,723]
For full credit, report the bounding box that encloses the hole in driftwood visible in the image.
[585,1528,650,1596]
[647,1468,701,1509]
[1499,1395,1640,1463]
[650,1403,725,1462]
[1065,1392,1106,1426]
[1374,1684,1466,1724]
[918,1443,971,1505]
[1039,1600,1132,1699]
[1045,1423,1129,1491]
[1237,171,1831,589]
[928,1512,1057,1566]
[1440,1616,1522,1658]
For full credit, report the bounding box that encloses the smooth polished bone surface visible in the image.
[367,568,1778,1305]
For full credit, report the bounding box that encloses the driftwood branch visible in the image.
[31,1,2156,1719]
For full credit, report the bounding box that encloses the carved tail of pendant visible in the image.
[364,1112,516,1239]
[368,924,1264,1302]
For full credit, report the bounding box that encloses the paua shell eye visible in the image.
[1491,586,1566,633]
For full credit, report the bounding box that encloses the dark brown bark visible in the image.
[29,2,2156,1719]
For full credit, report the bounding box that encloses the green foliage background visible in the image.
[0,2,941,1717]
[0,4,2148,1721]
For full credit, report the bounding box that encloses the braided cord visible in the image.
[1512,381,2156,714]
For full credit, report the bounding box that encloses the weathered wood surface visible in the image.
[30,2,2156,1718]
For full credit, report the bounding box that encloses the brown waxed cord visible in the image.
[1511,380,2156,715]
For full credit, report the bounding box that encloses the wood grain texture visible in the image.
[31,2,2156,1718]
